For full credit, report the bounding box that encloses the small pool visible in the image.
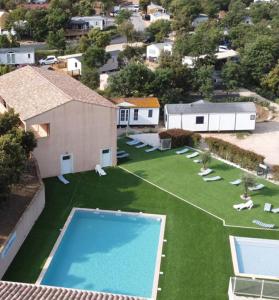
[230,236,279,280]
[37,208,165,299]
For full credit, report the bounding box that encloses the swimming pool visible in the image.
[37,208,166,299]
[230,236,279,280]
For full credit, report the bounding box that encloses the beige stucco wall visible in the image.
[25,100,117,178]
[0,159,45,279]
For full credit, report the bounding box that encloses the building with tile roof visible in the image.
[111,97,160,126]
[0,66,117,178]
[0,281,147,300]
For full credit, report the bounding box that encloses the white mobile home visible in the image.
[112,97,160,126]
[164,102,256,132]
[70,16,114,30]
[150,12,171,23]
[146,42,173,61]
[0,47,35,65]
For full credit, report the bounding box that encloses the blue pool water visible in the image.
[234,237,279,278]
[41,210,163,298]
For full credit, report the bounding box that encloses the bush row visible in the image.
[205,137,264,170]
[159,129,201,148]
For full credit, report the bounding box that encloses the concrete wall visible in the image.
[0,159,45,279]
[26,100,117,178]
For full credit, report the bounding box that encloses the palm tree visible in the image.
[241,174,256,199]
[201,151,211,170]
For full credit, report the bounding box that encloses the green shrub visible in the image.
[205,137,264,170]
[159,129,201,148]
[272,165,279,181]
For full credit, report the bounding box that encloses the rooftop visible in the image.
[165,102,256,114]
[0,66,115,121]
[0,47,34,53]
[112,97,160,108]
[0,281,146,300]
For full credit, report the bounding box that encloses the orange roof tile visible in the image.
[112,97,160,108]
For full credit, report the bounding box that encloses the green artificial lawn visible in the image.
[3,141,279,299]
[118,139,279,229]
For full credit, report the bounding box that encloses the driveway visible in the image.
[202,120,279,166]
[131,12,146,32]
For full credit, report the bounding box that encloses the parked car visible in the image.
[218,45,229,52]
[39,56,58,65]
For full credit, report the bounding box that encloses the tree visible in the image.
[221,61,242,92]
[81,68,100,90]
[117,46,144,67]
[0,35,18,48]
[194,64,214,100]
[83,45,110,68]
[47,29,66,50]
[0,109,36,202]
[87,28,112,48]
[25,9,49,41]
[241,173,256,199]
[145,20,171,42]
[115,9,132,25]
[175,21,221,56]
[201,151,211,170]
[47,7,71,32]
[0,65,13,76]
[107,63,155,96]
[118,21,135,42]
[261,62,279,96]
[223,0,247,27]
[0,109,21,135]
[241,35,279,85]
[139,0,150,14]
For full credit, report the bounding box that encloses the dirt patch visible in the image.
[256,104,270,122]
[0,159,41,248]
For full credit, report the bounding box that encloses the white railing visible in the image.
[229,277,279,299]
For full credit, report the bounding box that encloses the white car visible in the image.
[39,56,58,65]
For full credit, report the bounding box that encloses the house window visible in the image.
[250,114,256,120]
[134,109,139,121]
[31,123,50,138]
[28,53,31,59]
[148,109,153,118]
[196,116,204,124]
[62,155,71,160]
[75,62,78,68]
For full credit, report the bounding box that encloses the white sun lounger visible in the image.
[272,208,279,213]
[117,153,129,159]
[198,169,213,176]
[136,143,147,149]
[95,164,106,176]
[233,200,254,211]
[186,152,199,159]
[230,179,242,185]
[58,175,69,184]
[252,219,275,229]
[193,159,202,163]
[117,150,126,155]
[145,146,158,153]
[248,184,265,191]
[203,176,222,182]
[176,148,189,155]
[264,203,272,212]
[126,140,140,146]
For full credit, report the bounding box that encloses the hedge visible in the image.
[205,137,264,170]
[159,129,201,148]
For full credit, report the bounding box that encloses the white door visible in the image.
[101,149,112,167]
[60,154,73,175]
[119,109,129,125]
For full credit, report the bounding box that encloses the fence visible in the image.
[229,277,279,299]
